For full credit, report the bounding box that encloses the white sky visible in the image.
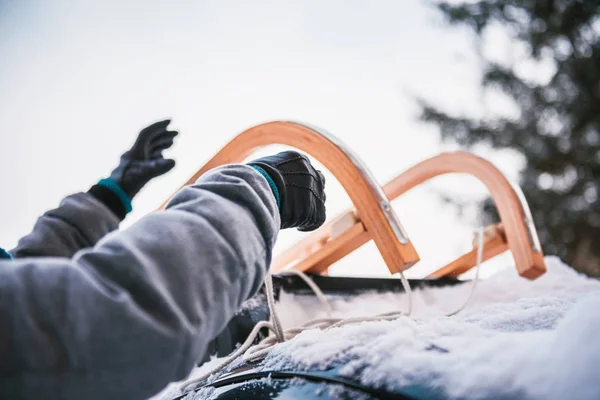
[0,0,524,278]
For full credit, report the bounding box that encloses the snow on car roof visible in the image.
[157,256,600,400]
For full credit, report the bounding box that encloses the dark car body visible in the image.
[175,365,418,399]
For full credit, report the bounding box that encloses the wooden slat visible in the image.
[428,226,509,278]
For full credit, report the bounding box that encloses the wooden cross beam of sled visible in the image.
[273,152,547,280]
[159,121,420,275]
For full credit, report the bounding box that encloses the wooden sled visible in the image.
[161,121,546,280]
[159,121,419,275]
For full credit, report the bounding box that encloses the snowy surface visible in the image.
[155,256,600,399]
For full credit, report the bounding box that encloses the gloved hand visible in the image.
[109,119,178,199]
[248,151,326,231]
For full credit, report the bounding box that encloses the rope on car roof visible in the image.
[179,228,485,395]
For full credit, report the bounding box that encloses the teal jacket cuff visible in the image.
[249,165,281,210]
[97,178,133,214]
[0,247,12,260]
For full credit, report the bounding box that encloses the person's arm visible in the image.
[10,192,121,259]
[0,165,280,400]
[10,119,178,259]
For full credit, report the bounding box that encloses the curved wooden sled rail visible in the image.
[159,121,420,275]
[273,152,546,280]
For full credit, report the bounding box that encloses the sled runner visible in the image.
[161,121,546,280]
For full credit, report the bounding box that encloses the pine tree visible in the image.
[420,1,600,276]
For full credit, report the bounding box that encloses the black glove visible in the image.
[109,119,178,199]
[88,119,178,220]
[248,151,326,231]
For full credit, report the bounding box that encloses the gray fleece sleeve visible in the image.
[10,193,121,259]
[0,164,280,400]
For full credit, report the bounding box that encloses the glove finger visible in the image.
[316,170,326,202]
[141,119,171,134]
[129,120,171,159]
[148,158,176,177]
[149,131,178,152]
[316,170,326,186]
[297,223,320,232]
[150,138,175,155]
[150,129,179,144]
[150,146,170,159]
[297,207,326,232]
[135,119,171,145]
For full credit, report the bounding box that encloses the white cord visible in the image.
[179,229,485,394]
[264,272,284,342]
[446,227,484,317]
[279,269,333,317]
